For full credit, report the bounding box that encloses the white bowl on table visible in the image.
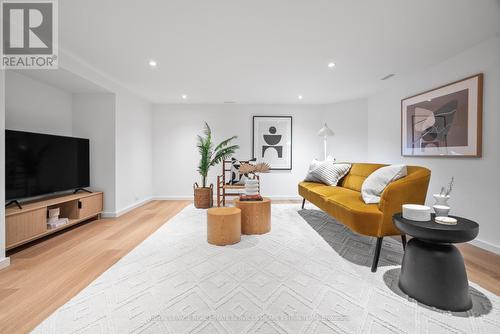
[402,204,431,222]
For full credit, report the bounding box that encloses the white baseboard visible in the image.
[469,239,500,255]
[0,257,11,270]
[102,196,154,218]
[153,196,192,201]
[153,195,302,201]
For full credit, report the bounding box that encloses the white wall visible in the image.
[0,70,9,269]
[320,99,368,162]
[72,93,117,214]
[58,51,155,215]
[5,71,73,136]
[115,93,153,215]
[4,67,154,216]
[152,103,368,199]
[367,36,500,252]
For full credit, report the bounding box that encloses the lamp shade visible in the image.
[318,123,334,137]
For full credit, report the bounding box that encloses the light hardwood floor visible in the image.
[0,200,499,333]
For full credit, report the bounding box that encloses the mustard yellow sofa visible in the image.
[299,163,431,272]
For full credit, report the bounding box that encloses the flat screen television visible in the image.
[5,130,90,200]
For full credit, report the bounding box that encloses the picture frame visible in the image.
[401,73,483,157]
[252,116,292,170]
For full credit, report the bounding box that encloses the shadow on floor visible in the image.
[383,268,492,317]
[298,208,493,317]
[298,208,404,269]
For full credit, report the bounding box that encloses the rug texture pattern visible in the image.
[34,204,500,334]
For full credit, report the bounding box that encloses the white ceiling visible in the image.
[59,0,500,104]
[12,69,110,94]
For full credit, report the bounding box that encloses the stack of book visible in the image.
[239,194,263,201]
[47,217,69,229]
[47,207,68,229]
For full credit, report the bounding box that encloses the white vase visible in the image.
[433,194,450,206]
[433,205,450,217]
[244,179,259,196]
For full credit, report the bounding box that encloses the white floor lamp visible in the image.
[318,123,334,160]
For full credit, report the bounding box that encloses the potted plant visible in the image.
[194,122,239,208]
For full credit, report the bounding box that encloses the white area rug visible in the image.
[34,204,500,334]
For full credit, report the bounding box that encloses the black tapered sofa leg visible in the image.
[301,198,306,209]
[371,237,383,272]
[401,234,407,250]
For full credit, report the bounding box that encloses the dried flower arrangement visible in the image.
[439,177,455,197]
[238,162,271,179]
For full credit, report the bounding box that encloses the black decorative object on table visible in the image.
[393,213,479,312]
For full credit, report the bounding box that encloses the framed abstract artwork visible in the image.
[252,116,292,170]
[401,74,483,157]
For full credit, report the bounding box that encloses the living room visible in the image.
[1,1,500,333]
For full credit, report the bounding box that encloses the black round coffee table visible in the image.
[393,213,479,311]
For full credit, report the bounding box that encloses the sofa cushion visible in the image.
[339,163,386,192]
[298,181,324,198]
[307,185,348,205]
[323,191,383,236]
[300,183,364,209]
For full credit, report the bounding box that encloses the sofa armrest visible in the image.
[377,167,431,236]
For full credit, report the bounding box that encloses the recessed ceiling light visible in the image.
[327,62,336,68]
[148,60,157,67]
[298,95,303,100]
[181,94,187,99]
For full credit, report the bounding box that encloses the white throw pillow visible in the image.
[310,162,351,186]
[304,159,322,182]
[361,165,407,204]
[304,157,335,182]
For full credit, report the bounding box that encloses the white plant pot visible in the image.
[433,205,450,217]
[433,194,450,206]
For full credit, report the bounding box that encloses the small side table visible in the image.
[207,207,241,246]
[393,213,479,311]
[234,198,271,235]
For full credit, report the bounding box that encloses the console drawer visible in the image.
[6,208,47,247]
[78,194,103,219]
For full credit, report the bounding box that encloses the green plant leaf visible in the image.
[210,144,240,166]
[196,122,238,187]
[213,135,238,153]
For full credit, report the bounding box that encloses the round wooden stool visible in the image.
[207,207,241,246]
[235,198,271,235]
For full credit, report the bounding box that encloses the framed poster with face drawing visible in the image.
[252,116,292,170]
[401,74,483,157]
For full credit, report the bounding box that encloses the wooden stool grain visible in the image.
[207,207,241,245]
[235,198,271,235]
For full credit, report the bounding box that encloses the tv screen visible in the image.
[6,130,90,200]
